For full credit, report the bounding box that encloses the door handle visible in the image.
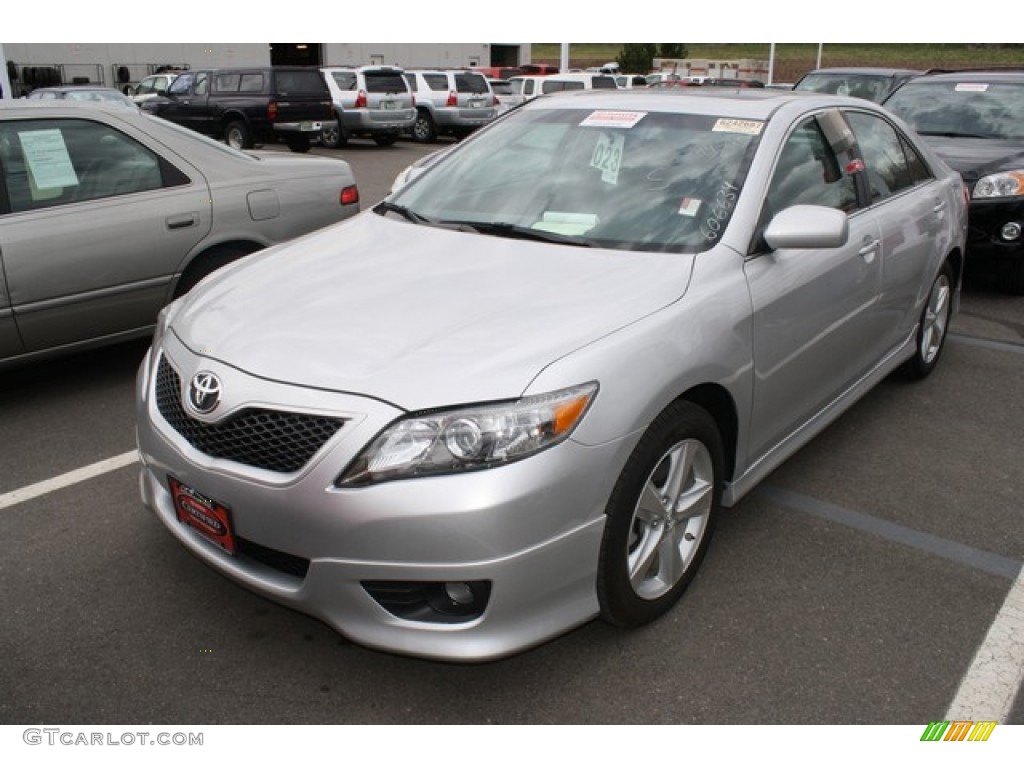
[859,237,880,263]
[933,200,947,213]
[166,213,198,230]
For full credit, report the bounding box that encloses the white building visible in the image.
[2,43,531,95]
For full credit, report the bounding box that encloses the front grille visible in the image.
[155,356,345,473]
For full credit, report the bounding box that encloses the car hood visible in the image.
[172,213,694,410]
[918,135,1024,183]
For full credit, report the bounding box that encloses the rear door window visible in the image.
[455,73,488,93]
[364,72,408,93]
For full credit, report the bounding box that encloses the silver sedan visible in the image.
[0,100,360,368]
[136,89,967,661]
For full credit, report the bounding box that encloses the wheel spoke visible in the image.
[663,442,694,505]
[671,479,714,524]
[628,523,664,591]
[636,480,668,524]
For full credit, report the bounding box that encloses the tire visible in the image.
[286,136,311,153]
[224,120,254,150]
[173,244,259,299]
[597,401,723,628]
[320,119,347,149]
[373,134,398,147]
[411,110,437,143]
[901,260,954,380]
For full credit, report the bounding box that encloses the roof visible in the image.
[518,87,874,121]
[908,69,1024,83]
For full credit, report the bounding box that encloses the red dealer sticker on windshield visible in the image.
[580,111,647,128]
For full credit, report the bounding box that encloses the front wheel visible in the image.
[224,120,254,150]
[901,260,954,380]
[597,401,722,628]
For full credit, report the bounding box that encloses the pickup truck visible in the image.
[140,66,336,153]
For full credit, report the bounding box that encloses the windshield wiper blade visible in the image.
[444,220,594,247]
[374,200,434,225]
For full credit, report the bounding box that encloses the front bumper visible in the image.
[966,197,1024,262]
[135,337,628,661]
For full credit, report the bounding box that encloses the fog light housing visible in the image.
[1000,222,1022,241]
[362,580,492,624]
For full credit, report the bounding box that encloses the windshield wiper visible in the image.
[443,220,595,247]
[374,200,434,224]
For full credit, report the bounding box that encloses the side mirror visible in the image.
[764,205,849,250]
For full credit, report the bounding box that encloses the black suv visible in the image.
[884,70,1024,293]
[141,66,335,153]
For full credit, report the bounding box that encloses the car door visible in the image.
[0,115,211,353]
[0,254,24,360]
[159,71,210,135]
[743,112,884,460]
[844,108,951,349]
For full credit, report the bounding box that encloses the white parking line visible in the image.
[0,450,139,511]
[946,565,1024,721]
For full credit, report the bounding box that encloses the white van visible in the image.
[508,72,618,101]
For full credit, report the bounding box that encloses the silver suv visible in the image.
[403,69,498,142]
[320,65,416,147]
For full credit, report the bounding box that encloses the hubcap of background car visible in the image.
[920,273,951,364]
[626,439,713,600]
[227,130,243,149]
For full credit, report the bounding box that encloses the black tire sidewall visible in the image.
[597,401,723,628]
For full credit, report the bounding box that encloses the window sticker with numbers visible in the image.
[589,132,624,185]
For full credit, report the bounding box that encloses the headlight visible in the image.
[973,170,1024,199]
[337,382,598,486]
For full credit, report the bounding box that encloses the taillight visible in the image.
[446,90,457,107]
[355,89,368,109]
[340,185,359,206]
[411,94,416,106]
[492,94,500,106]
[267,101,278,120]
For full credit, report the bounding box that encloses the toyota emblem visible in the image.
[187,371,222,414]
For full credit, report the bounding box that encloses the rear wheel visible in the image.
[286,136,311,153]
[411,110,437,143]
[597,401,722,628]
[174,244,260,299]
[321,120,347,149]
[224,120,253,150]
[901,260,954,380]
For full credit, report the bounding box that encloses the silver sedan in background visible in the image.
[136,89,966,661]
[0,100,360,368]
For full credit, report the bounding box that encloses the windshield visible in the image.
[795,73,892,102]
[884,81,1024,140]
[390,106,761,253]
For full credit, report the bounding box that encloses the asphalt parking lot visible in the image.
[1,135,1022,727]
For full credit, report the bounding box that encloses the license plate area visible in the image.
[170,477,236,555]
[299,121,322,132]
